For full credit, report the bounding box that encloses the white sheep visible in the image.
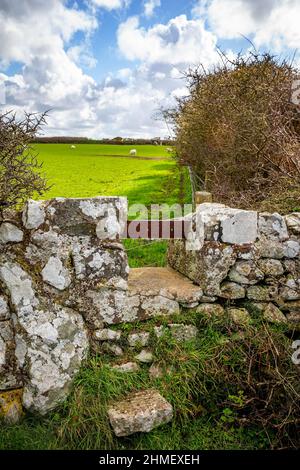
[166,147,173,153]
[129,149,137,156]
[71,145,76,149]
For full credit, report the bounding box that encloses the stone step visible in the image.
[108,389,173,437]
[128,267,203,308]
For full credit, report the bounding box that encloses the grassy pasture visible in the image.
[34,143,190,267]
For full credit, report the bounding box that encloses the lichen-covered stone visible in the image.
[135,349,153,363]
[0,389,23,424]
[86,288,179,326]
[228,261,264,285]
[0,296,10,321]
[255,238,285,259]
[22,199,45,230]
[0,223,23,244]
[258,259,284,277]
[94,329,121,341]
[227,308,250,326]
[196,303,225,317]
[283,240,300,258]
[108,389,173,437]
[41,256,71,291]
[102,343,123,356]
[128,332,150,348]
[263,303,287,324]
[279,275,300,301]
[168,241,237,296]
[247,285,278,301]
[169,324,198,342]
[258,213,289,241]
[0,320,22,390]
[285,213,300,235]
[220,209,258,244]
[219,282,245,299]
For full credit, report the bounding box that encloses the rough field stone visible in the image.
[94,329,121,341]
[135,349,153,363]
[247,285,278,301]
[169,324,198,342]
[228,261,264,285]
[196,303,225,317]
[219,282,246,299]
[285,213,300,235]
[112,362,139,373]
[227,308,251,326]
[0,223,23,244]
[263,303,287,324]
[0,389,23,424]
[258,259,284,277]
[128,332,150,348]
[258,212,288,241]
[108,389,173,437]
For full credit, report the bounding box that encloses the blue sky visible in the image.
[0,0,299,138]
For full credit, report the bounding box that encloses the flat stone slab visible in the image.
[108,389,173,437]
[128,267,203,306]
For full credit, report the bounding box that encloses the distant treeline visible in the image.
[32,136,175,145]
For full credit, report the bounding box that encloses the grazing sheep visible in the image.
[70,145,76,149]
[166,147,173,153]
[129,149,137,156]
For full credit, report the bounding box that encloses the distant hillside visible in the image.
[32,136,175,145]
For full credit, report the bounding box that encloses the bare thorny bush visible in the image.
[165,52,300,212]
[0,111,48,216]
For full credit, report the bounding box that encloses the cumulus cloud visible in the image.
[144,0,161,18]
[194,0,300,51]
[90,0,131,10]
[117,15,218,66]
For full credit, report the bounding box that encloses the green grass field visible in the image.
[35,144,180,207]
[35,143,191,267]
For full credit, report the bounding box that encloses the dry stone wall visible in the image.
[1,197,300,424]
[168,203,300,326]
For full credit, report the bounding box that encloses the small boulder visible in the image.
[219,282,245,299]
[196,303,225,317]
[0,223,23,244]
[112,362,139,373]
[94,329,121,341]
[285,213,300,235]
[227,308,251,326]
[135,349,153,363]
[263,303,287,324]
[128,332,150,348]
[169,324,198,342]
[108,389,173,436]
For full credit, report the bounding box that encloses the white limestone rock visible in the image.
[128,332,150,347]
[258,213,289,241]
[0,296,10,321]
[221,209,258,245]
[94,329,121,341]
[135,349,153,363]
[22,199,45,230]
[283,240,300,259]
[0,223,23,244]
[108,389,173,437]
[41,256,71,291]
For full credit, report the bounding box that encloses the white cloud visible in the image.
[144,0,161,18]
[195,0,300,51]
[117,15,218,67]
[90,0,131,10]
